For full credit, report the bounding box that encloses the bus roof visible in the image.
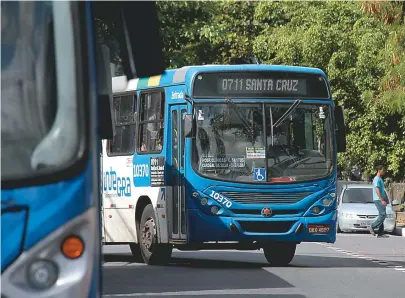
[111,64,328,93]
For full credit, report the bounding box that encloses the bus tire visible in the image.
[138,204,172,265]
[129,243,144,263]
[263,242,296,266]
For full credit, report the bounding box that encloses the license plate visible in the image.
[359,221,370,227]
[308,224,330,234]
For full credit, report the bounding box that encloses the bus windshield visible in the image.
[192,102,333,183]
[1,1,80,182]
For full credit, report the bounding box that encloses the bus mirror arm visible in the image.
[184,114,195,138]
[334,106,346,153]
[96,44,115,140]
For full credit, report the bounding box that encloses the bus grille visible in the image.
[231,209,301,216]
[237,221,296,233]
[221,192,312,205]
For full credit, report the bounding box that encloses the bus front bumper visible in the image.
[187,209,337,244]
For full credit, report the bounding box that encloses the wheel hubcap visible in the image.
[141,217,155,251]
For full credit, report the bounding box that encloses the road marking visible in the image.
[317,243,405,275]
[103,288,303,297]
[103,262,147,267]
[125,263,147,267]
[394,268,405,271]
[103,262,131,267]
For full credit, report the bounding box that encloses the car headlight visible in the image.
[341,212,355,219]
[386,214,395,219]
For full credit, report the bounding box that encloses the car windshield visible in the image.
[192,102,333,183]
[342,188,375,204]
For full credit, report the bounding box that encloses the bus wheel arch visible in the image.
[135,196,152,230]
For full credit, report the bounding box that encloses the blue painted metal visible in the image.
[1,167,93,272]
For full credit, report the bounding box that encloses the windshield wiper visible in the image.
[273,99,302,128]
[224,98,254,135]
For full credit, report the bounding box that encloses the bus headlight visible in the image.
[322,198,333,207]
[200,197,208,205]
[211,206,219,215]
[26,259,58,290]
[311,206,322,215]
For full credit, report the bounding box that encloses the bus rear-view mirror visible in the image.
[184,114,195,138]
[92,1,165,139]
[334,106,346,153]
[92,1,165,80]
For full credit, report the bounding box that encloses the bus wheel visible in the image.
[263,242,296,266]
[139,204,172,265]
[129,243,144,263]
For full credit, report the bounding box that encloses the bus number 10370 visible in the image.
[208,190,232,208]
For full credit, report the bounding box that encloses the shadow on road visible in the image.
[102,250,405,296]
[103,253,143,264]
[103,251,405,268]
[102,255,295,296]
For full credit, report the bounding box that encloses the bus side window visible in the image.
[137,90,165,153]
[107,94,136,156]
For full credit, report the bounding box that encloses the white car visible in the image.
[337,183,396,233]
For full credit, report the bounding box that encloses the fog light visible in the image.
[211,206,219,215]
[322,198,333,206]
[27,260,58,290]
[311,206,321,214]
[200,197,208,205]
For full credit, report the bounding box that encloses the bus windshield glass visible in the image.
[1,1,80,182]
[192,102,333,183]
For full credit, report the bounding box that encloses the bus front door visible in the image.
[169,105,188,241]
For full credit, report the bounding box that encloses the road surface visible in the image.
[102,233,405,298]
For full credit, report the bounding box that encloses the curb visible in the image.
[394,226,405,237]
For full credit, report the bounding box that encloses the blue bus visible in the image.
[1,1,165,296]
[102,64,347,266]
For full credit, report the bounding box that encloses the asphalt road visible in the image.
[102,234,405,298]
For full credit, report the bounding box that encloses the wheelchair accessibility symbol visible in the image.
[253,168,266,182]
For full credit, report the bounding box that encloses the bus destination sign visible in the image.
[192,71,330,99]
[219,78,306,95]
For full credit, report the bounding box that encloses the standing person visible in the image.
[369,165,389,238]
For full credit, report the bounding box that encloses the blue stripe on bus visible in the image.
[1,164,94,271]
